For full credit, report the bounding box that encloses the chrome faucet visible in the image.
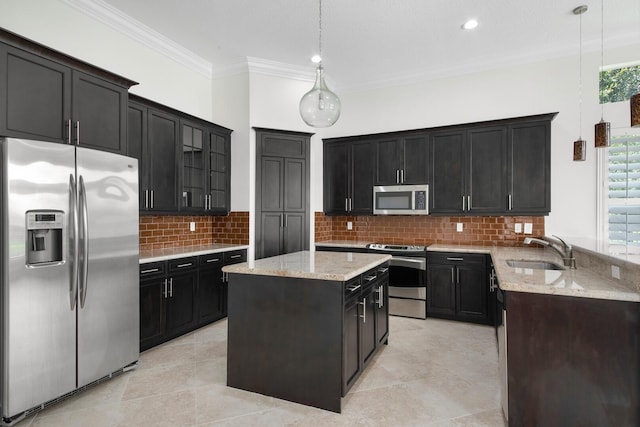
[523,235,576,269]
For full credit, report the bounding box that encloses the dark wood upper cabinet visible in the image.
[375,133,429,185]
[324,113,555,216]
[507,120,551,214]
[128,94,232,215]
[0,29,136,155]
[323,138,374,215]
[430,130,466,214]
[467,126,508,214]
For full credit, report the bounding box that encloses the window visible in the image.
[605,133,640,255]
[599,64,640,104]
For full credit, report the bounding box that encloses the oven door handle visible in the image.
[389,256,426,270]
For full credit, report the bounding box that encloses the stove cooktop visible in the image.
[367,243,426,252]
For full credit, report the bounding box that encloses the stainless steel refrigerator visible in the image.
[0,137,139,425]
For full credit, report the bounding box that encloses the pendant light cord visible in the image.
[579,7,583,139]
[318,0,323,65]
[600,0,605,120]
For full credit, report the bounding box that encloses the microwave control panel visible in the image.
[415,191,427,210]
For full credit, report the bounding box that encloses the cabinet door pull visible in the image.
[401,169,405,184]
[359,299,366,323]
[176,263,192,268]
[168,278,173,297]
[467,195,471,210]
[508,194,513,211]
[349,198,352,212]
[230,254,242,259]
[446,257,464,261]
[376,285,384,308]
[462,195,466,211]
[364,274,377,282]
[67,119,72,145]
[396,170,400,184]
[456,268,460,284]
[150,190,154,209]
[378,267,389,273]
[140,268,159,274]
[206,258,220,263]
[346,284,361,293]
[163,278,168,298]
[345,198,349,212]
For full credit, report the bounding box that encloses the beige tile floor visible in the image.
[16,317,505,426]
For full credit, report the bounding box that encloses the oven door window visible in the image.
[389,265,425,288]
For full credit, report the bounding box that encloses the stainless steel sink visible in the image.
[506,259,565,270]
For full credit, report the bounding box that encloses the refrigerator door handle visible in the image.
[79,175,89,308]
[69,174,79,310]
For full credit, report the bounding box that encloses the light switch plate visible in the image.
[515,223,522,233]
[190,221,196,232]
[347,221,353,230]
[456,223,463,232]
[524,223,533,234]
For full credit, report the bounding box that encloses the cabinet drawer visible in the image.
[199,253,224,266]
[224,250,247,264]
[139,261,165,278]
[168,256,198,273]
[344,276,362,300]
[427,252,486,266]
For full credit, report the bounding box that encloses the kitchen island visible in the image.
[222,250,391,413]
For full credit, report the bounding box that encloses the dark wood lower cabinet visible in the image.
[139,249,246,352]
[427,252,493,325]
[505,291,639,427]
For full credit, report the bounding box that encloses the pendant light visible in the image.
[299,0,341,128]
[632,91,640,127]
[573,5,588,161]
[594,0,611,147]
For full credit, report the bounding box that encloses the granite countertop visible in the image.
[140,243,249,263]
[315,240,372,249]
[428,244,640,303]
[222,250,392,282]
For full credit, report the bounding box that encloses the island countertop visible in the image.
[222,250,391,282]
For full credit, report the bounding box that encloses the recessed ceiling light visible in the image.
[462,19,479,30]
[311,54,322,63]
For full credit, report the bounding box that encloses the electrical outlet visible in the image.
[515,223,522,233]
[611,265,621,279]
[456,223,463,232]
[524,223,533,234]
[190,221,195,232]
[347,221,353,230]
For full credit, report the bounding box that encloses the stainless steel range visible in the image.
[367,243,427,319]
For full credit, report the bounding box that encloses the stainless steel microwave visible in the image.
[373,184,429,215]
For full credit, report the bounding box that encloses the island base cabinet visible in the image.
[227,274,344,413]
[505,292,639,427]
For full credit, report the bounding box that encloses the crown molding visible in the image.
[62,0,212,77]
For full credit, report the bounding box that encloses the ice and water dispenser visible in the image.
[26,210,63,265]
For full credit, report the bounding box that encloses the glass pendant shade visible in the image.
[594,119,610,147]
[632,92,640,127]
[299,66,341,128]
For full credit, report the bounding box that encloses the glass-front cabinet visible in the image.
[182,121,205,210]
[180,120,231,214]
[207,130,228,213]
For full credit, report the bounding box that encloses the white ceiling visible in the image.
[87,0,639,92]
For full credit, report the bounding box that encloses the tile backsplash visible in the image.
[315,212,544,246]
[139,212,249,251]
